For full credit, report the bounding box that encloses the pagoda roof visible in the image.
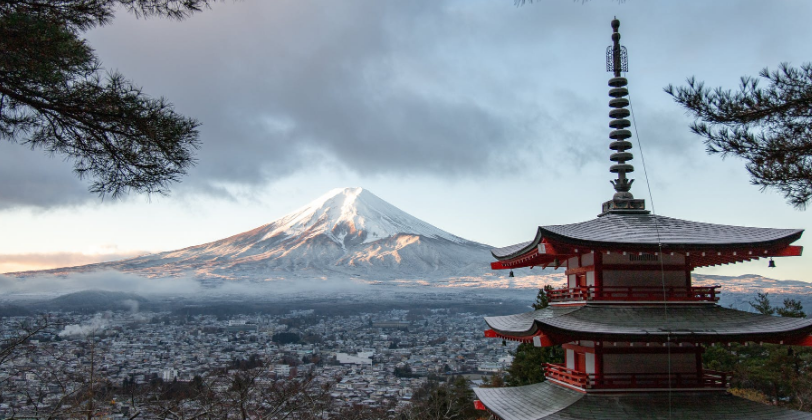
[473,382,812,420]
[492,213,803,260]
[485,305,812,343]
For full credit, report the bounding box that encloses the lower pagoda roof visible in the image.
[474,382,812,420]
[485,305,812,344]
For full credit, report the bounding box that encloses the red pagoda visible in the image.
[473,19,812,420]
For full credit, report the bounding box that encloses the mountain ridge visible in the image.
[9,188,494,282]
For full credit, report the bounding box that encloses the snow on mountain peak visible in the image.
[262,187,468,245]
[11,187,494,282]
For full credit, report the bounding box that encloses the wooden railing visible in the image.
[544,363,729,390]
[591,370,729,389]
[548,286,720,303]
[543,363,589,387]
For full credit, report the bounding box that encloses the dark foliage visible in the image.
[480,372,506,388]
[229,353,263,371]
[750,292,807,318]
[532,285,554,310]
[506,342,564,386]
[778,298,807,318]
[667,63,812,208]
[750,292,776,315]
[271,332,300,345]
[704,295,812,411]
[0,0,214,197]
[506,286,564,386]
[394,364,413,378]
[402,377,479,420]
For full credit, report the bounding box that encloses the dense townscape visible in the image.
[0,304,517,418]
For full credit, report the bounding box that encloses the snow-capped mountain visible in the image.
[29,188,495,282]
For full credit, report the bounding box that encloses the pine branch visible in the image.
[667,63,812,208]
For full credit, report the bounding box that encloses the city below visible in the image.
[0,292,529,418]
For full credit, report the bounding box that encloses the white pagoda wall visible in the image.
[567,253,689,289]
[567,273,598,288]
[564,349,596,374]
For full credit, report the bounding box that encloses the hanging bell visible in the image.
[768,258,776,268]
[502,339,507,346]
[509,270,514,278]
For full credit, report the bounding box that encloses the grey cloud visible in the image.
[0,271,203,296]
[121,299,140,313]
[83,1,586,196]
[0,271,394,300]
[0,270,551,299]
[0,141,93,209]
[5,0,812,208]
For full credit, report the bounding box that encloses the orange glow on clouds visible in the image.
[0,252,146,274]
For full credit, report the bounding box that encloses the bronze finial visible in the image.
[606,18,628,76]
[600,18,647,216]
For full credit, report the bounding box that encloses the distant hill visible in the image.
[693,274,812,312]
[39,290,149,313]
[0,304,32,318]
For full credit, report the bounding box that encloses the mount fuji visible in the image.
[23,188,499,283]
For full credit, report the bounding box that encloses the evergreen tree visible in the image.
[777,299,807,318]
[704,295,812,411]
[506,343,564,386]
[506,285,564,386]
[667,63,812,208]
[0,1,215,197]
[532,285,554,310]
[750,292,776,315]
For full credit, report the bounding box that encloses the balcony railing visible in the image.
[543,363,589,387]
[544,363,729,390]
[548,286,720,303]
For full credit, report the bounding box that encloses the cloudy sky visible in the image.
[1,0,811,281]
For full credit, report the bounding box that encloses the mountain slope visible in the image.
[27,188,493,282]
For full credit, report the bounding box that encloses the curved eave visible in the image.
[474,382,583,420]
[474,382,812,420]
[491,227,544,260]
[539,226,804,253]
[484,305,812,343]
[484,306,581,337]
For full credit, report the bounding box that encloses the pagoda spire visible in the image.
[601,17,648,216]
